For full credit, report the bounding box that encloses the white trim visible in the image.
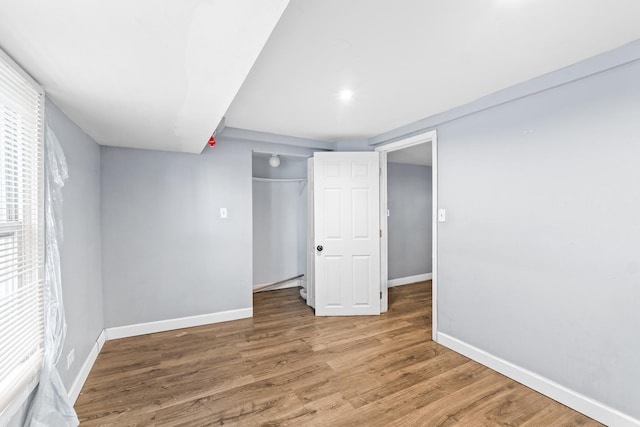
[438,333,640,427]
[252,177,307,183]
[376,130,437,153]
[253,279,302,292]
[104,308,253,340]
[97,329,106,348]
[431,131,438,342]
[306,158,316,309]
[376,129,438,337]
[252,150,312,159]
[378,151,389,312]
[388,273,432,287]
[68,330,106,404]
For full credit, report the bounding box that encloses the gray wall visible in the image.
[252,153,308,286]
[252,182,306,285]
[435,57,640,418]
[387,163,432,280]
[101,137,319,328]
[47,101,104,389]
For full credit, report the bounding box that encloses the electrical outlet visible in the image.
[67,348,75,370]
[438,209,446,223]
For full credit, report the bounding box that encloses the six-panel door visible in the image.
[313,152,380,316]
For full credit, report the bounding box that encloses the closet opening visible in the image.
[251,151,310,305]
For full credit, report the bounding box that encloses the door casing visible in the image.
[375,130,438,340]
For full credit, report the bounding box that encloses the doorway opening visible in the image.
[376,130,438,340]
[251,151,310,307]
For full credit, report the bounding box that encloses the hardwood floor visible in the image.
[75,282,601,426]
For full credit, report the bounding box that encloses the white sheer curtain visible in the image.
[25,116,78,426]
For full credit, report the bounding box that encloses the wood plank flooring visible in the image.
[75,282,601,426]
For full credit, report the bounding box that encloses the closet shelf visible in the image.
[252,177,307,182]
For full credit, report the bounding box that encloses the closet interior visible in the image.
[252,152,309,299]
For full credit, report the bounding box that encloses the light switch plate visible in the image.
[438,209,446,223]
[220,208,228,219]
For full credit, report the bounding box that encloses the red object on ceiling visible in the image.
[208,136,216,147]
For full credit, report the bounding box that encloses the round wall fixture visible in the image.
[269,154,280,168]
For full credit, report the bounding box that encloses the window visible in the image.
[0,50,45,417]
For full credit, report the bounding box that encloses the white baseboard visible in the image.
[437,333,640,427]
[68,329,106,404]
[104,307,253,340]
[253,278,301,292]
[388,273,432,287]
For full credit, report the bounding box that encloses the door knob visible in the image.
[316,245,323,252]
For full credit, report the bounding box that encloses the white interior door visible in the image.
[314,152,380,316]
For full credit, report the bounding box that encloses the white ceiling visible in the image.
[226,0,640,142]
[1,1,640,152]
[388,142,432,166]
[0,0,289,153]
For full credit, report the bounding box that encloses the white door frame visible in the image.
[306,157,315,309]
[375,130,438,341]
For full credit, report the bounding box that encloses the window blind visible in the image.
[0,51,45,416]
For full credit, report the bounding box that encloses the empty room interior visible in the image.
[1,1,639,426]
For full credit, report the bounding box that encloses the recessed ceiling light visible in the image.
[339,89,353,101]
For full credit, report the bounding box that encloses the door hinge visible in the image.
[379,167,382,176]
[379,229,382,238]
[380,291,382,299]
